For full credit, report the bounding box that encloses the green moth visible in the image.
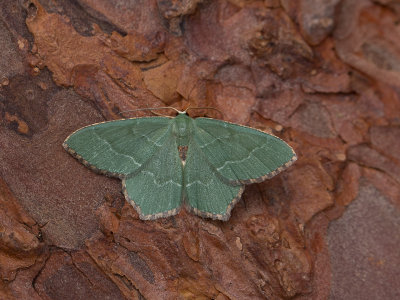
[63,111,296,221]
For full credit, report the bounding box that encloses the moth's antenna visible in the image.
[183,84,224,119]
[183,81,197,111]
[185,107,224,119]
[119,107,183,117]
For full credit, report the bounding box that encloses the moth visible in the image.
[63,111,296,220]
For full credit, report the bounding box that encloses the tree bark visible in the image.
[0,0,400,299]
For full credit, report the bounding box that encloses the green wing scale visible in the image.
[63,113,297,220]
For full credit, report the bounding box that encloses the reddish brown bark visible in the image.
[0,0,399,299]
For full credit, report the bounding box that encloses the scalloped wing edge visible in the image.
[121,178,182,220]
[236,152,297,184]
[63,142,124,179]
[184,185,245,221]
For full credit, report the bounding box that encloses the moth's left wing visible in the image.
[123,130,183,220]
[63,117,172,177]
[192,118,297,184]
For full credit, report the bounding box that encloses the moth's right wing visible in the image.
[184,139,244,221]
[192,117,297,184]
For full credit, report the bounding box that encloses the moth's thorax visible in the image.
[172,113,193,146]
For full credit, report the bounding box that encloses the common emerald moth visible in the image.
[63,111,296,220]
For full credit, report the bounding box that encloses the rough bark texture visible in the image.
[0,0,399,299]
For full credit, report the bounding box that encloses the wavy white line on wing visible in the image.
[198,134,232,148]
[140,134,164,147]
[91,128,142,167]
[216,145,264,172]
[185,179,213,188]
[141,171,182,187]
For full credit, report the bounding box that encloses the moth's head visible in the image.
[172,113,192,138]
